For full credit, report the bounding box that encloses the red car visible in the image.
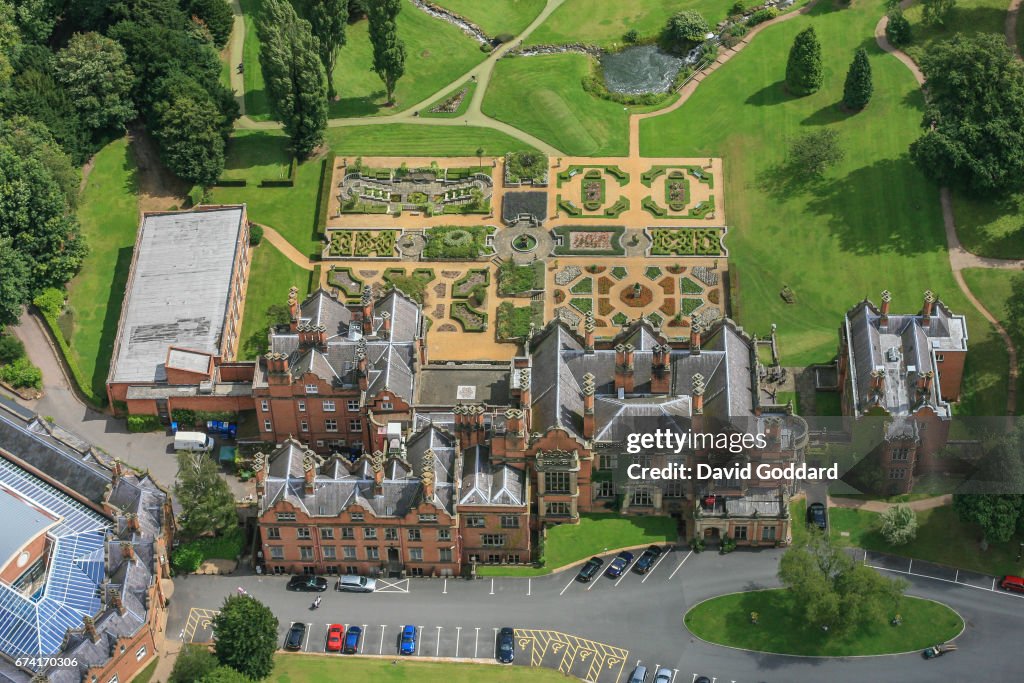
[326,624,344,652]
[1000,575,1024,593]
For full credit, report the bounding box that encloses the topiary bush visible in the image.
[127,414,164,432]
[249,223,264,246]
[172,546,204,574]
[0,335,26,365]
[0,357,42,389]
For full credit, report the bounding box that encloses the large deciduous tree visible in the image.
[662,10,709,54]
[257,0,327,157]
[953,426,1024,549]
[879,504,917,545]
[884,9,911,48]
[367,0,405,106]
[174,451,237,538]
[788,129,844,179]
[842,47,872,111]
[189,0,235,48]
[779,531,906,632]
[303,0,347,99]
[211,596,279,681]
[169,644,219,683]
[54,32,137,134]
[921,0,956,26]
[909,33,1024,195]
[785,26,823,96]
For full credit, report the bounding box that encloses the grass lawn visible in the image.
[239,243,313,359]
[240,0,486,119]
[638,0,1009,417]
[829,504,1024,576]
[270,654,571,682]
[790,498,808,545]
[958,268,1024,410]
[483,53,630,156]
[478,513,677,577]
[814,391,842,416]
[526,0,729,48]
[684,589,963,656]
[65,138,139,403]
[901,0,1010,64]
[132,657,159,683]
[420,81,477,118]
[954,191,1024,259]
[220,129,292,181]
[433,0,546,36]
[322,124,538,156]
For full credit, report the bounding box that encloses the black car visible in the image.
[632,545,663,574]
[284,622,306,651]
[806,502,827,530]
[497,627,515,664]
[605,551,634,578]
[576,557,605,582]
[287,575,328,592]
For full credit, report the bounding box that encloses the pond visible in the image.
[601,45,685,94]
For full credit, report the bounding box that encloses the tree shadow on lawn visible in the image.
[89,246,134,400]
[245,88,271,118]
[801,102,858,126]
[329,90,388,118]
[745,80,794,107]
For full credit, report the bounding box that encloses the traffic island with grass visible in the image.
[684,589,963,656]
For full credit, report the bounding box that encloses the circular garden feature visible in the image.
[619,282,653,308]
[684,589,963,657]
[512,234,538,252]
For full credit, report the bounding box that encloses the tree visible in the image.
[200,666,253,683]
[367,0,406,106]
[152,87,227,186]
[921,0,956,26]
[880,504,918,545]
[788,129,844,179]
[0,1,18,93]
[303,0,347,99]
[953,427,1024,548]
[663,10,709,54]
[169,644,218,683]
[211,595,279,681]
[0,239,30,326]
[257,0,328,156]
[11,0,59,44]
[189,0,235,48]
[785,26,823,96]
[1005,273,1024,340]
[842,47,872,110]
[885,9,911,48]
[174,451,237,538]
[0,115,79,209]
[54,32,136,134]
[779,531,906,632]
[909,34,1024,195]
[476,146,483,168]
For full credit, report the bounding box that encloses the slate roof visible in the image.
[109,206,246,384]
[843,297,967,417]
[458,445,526,507]
[527,318,760,442]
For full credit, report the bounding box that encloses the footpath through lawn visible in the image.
[638,0,1009,416]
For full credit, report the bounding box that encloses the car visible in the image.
[653,667,673,683]
[284,622,306,651]
[632,545,663,574]
[497,627,515,664]
[576,556,605,582]
[694,677,711,683]
[337,574,377,593]
[399,625,417,655]
[287,575,328,592]
[326,624,343,652]
[807,502,827,530]
[1000,575,1024,593]
[343,625,362,654]
[605,551,634,578]
[627,664,648,683]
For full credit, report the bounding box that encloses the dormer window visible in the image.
[305,384,319,394]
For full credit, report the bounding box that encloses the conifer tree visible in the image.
[842,47,873,110]
[785,26,823,96]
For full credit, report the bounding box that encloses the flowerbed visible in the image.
[570,297,593,314]
[328,267,364,298]
[505,152,549,185]
[582,175,605,212]
[452,268,490,301]
[552,226,625,255]
[680,298,703,316]
[570,277,593,294]
[496,302,534,340]
[450,301,488,332]
[619,283,653,308]
[666,171,689,211]
[680,276,704,294]
[423,225,494,259]
[650,228,723,255]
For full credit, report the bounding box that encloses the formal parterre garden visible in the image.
[649,228,725,256]
[325,229,399,258]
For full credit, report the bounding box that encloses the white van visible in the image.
[174,431,214,452]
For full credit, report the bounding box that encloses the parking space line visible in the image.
[416,626,423,655]
[492,627,499,657]
[559,575,576,595]
[442,578,447,594]
[586,577,600,590]
[641,549,670,583]
[474,627,481,658]
[527,578,532,596]
[436,626,443,656]
[614,566,631,587]
[490,578,495,595]
[359,624,366,653]
[668,550,693,581]
[455,626,461,655]
[379,625,386,654]
[671,668,678,683]
[302,623,312,652]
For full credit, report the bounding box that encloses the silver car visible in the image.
[653,667,673,683]
[337,574,376,593]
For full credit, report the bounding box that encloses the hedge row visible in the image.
[316,153,337,236]
[259,156,298,187]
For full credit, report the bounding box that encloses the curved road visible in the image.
[168,547,1022,682]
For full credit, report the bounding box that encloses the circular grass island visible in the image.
[684,589,963,657]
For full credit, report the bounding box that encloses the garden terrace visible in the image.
[323,229,400,259]
[554,165,631,219]
[639,163,717,220]
[326,266,365,300]
[556,164,630,187]
[422,225,496,260]
[495,301,540,341]
[497,261,545,296]
[504,152,549,186]
[551,226,625,256]
[502,191,549,226]
[648,227,727,257]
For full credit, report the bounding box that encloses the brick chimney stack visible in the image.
[421,448,436,501]
[356,339,368,391]
[121,541,135,562]
[582,372,596,439]
[922,289,935,325]
[253,452,266,496]
[111,459,123,487]
[370,450,385,497]
[651,344,671,394]
[583,310,595,353]
[83,616,99,643]
[472,404,485,447]
[125,512,140,534]
[453,405,467,449]
[381,311,391,339]
[691,373,705,415]
[288,286,299,331]
[110,589,126,616]
[880,289,891,328]
[265,352,291,385]
[917,369,935,402]
[518,368,531,409]
[504,407,525,451]
[615,344,635,393]
[690,321,702,355]
[302,451,317,495]
[361,286,374,335]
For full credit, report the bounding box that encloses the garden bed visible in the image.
[451,268,490,301]
[619,283,653,308]
[423,225,494,259]
[581,173,605,212]
[649,227,724,255]
[556,164,630,187]
[496,301,535,340]
[551,225,625,255]
[450,300,488,332]
[498,260,544,296]
[327,267,364,298]
[505,151,549,185]
[326,230,399,258]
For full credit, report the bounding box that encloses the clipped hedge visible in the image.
[316,153,337,235]
[127,414,163,433]
[259,156,298,187]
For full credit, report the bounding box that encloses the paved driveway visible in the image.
[167,548,1023,682]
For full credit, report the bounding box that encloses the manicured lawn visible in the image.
[960,268,1024,407]
[240,0,486,118]
[483,53,629,156]
[270,654,571,682]
[901,0,1010,64]
[684,589,963,656]
[828,504,1024,577]
[239,243,313,359]
[526,0,728,48]
[478,513,678,577]
[132,658,159,683]
[790,498,808,545]
[322,124,538,156]
[65,138,139,403]
[433,0,546,36]
[638,0,1009,417]
[954,191,1024,259]
[220,129,292,181]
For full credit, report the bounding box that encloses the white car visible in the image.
[336,575,376,593]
